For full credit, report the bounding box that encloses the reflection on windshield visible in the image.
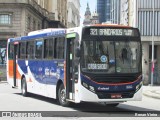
[81,40,141,73]
[115,42,140,73]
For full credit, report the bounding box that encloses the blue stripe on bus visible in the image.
[17,60,27,74]
[81,74,141,92]
[17,60,64,85]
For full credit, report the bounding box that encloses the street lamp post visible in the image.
[151,0,155,86]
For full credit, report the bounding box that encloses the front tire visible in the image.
[58,84,70,107]
[21,77,28,97]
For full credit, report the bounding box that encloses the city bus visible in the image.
[7,24,142,107]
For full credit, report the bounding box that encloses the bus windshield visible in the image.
[81,39,141,74]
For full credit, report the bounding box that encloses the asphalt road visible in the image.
[0,82,160,119]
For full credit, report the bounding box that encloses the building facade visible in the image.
[83,3,92,25]
[120,0,129,25]
[91,10,99,24]
[121,0,160,85]
[97,0,111,23]
[67,0,80,28]
[47,0,67,27]
[110,0,121,24]
[0,0,68,64]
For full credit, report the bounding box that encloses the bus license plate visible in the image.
[111,94,122,99]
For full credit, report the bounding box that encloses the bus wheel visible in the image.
[21,77,28,97]
[58,84,70,107]
[105,103,119,107]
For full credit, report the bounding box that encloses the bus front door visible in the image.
[66,38,76,100]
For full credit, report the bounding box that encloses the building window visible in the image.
[0,14,11,25]
[38,22,41,30]
[33,20,36,30]
[27,16,31,31]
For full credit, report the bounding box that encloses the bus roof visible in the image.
[10,28,66,42]
[9,24,137,43]
[28,28,66,36]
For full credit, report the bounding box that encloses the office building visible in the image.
[121,0,160,85]
[97,0,111,23]
[110,0,121,24]
[67,0,80,28]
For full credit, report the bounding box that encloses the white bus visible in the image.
[7,24,142,107]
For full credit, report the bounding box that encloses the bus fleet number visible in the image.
[90,29,98,35]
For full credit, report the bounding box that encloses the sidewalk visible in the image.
[143,85,160,99]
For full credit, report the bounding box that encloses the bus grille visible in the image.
[83,73,138,83]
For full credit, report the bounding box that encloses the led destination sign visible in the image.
[90,28,138,36]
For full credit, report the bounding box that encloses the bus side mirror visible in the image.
[75,47,80,57]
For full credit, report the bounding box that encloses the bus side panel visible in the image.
[43,60,57,98]
[26,60,64,99]
[44,60,65,98]
[26,60,42,95]
[17,60,28,89]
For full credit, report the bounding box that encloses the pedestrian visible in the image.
[0,49,6,64]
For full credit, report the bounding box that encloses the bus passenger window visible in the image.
[54,38,57,59]
[27,41,34,59]
[44,38,54,59]
[19,42,26,59]
[54,37,65,59]
[35,41,43,59]
[58,37,65,59]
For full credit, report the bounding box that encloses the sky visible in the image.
[80,0,97,25]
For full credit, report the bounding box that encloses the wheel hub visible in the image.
[60,89,66,103]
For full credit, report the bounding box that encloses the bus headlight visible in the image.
[136,84,139,90]
[82,82,88,89]
[89,86,95,93]
[82,82,95,93]
[136,81,143,91]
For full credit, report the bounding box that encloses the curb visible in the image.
[0,81,7,83]
[143,90,160,99]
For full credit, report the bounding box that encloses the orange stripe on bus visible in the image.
[16,64,21,80]
[8,60,21,79]
[8,60,13,78]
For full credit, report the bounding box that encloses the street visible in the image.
[0,82,160,119]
